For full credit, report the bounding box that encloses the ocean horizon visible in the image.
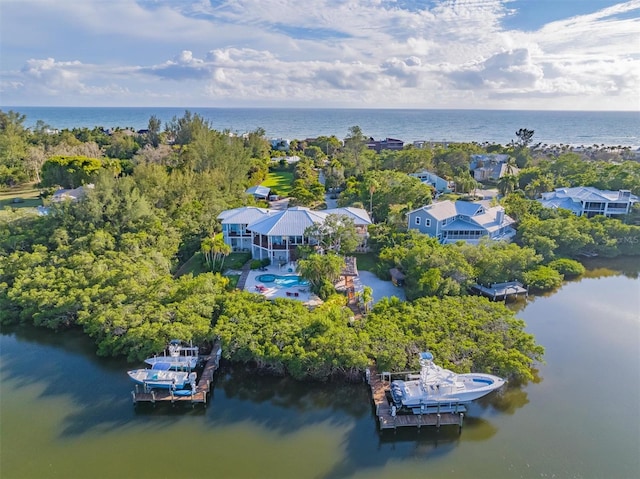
[4,106,640,149]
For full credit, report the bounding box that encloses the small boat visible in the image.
[388,352,505,414]
[127,362,197,390]
[144,339,200,371]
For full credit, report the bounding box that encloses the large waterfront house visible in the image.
[409,170,454,194]
[537,187,638,218]
[407,200,516,244]
[218,206,372,263]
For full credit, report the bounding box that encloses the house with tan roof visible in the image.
[407,200,515,244]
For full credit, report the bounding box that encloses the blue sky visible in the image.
[1,0,638,110]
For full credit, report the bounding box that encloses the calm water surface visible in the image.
[1,259,639,479]
[7,107,640,148]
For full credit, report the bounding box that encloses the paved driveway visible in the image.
[355,270,406,304]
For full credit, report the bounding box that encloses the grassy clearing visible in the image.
[0,183,42,210]
[175,251,251,278]
[175,252,210,277]
[353,253,378,272]
[262,171,294,196]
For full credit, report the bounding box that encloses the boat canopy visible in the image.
[419,352,433,361]
[152,362,172,371]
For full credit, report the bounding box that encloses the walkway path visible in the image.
[235,260,253,290]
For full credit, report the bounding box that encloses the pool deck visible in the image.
[243,264,323,306]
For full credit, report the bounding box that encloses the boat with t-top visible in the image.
[127,362,197,390]
[144,339,200,371]
[388,352,505,414]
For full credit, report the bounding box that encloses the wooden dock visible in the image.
[366,367,465,431]
[131,341,222,407]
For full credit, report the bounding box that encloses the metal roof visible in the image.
[217,206,273,224]
[324,207,372,226]
[247,207,328,236]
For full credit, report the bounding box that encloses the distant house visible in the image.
[217,206,372,263]
[407,200,516,244]
[470,154,518,182]
[538,187,638,218]
[245,185,271,200]
[50,184,94,203]
[409,170,454,194]
[366,137,404,153]
[270,138,290,152]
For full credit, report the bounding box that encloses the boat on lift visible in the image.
[388,352,505,414]
[144,339,200,371]
[127,362,197,390]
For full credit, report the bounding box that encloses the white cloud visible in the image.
[1,0,638,109]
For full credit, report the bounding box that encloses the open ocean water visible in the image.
[5,106,640,148]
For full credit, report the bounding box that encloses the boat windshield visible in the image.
[152,362,172,370]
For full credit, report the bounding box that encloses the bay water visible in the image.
[6,107,640,148]
[1,258,639,479]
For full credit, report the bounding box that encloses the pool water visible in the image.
[256,274,310,288]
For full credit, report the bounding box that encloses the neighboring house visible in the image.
[217,206,372,263]
[409,170,454,194]
[469,154,510,170]
[366,137,404,153]
[407,200,516,244]
[50,184,94,203]
[245,185,271,200]
[270,138,290,151]
[470,154,517,182]
[538,187,638,218]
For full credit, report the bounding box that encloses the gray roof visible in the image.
[408,200,484,220]
[217,206,273,224]
[324,207,372,226]
[541,186,638,203]
[247,207,328,236]
[246,185,271,198]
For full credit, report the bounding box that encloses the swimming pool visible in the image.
[256,274,310,288]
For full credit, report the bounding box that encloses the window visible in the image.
[415,216,421,225]
[425,219,431,227]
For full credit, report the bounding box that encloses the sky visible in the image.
[1,0,639,110]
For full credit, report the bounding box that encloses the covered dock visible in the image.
[470,281,528,301]
[131,341,221,407]
[366,367,464,432]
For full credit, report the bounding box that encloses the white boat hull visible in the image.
[127,368,195,390]
[144,356,199,371]
[143,340,200,371]
[388,352,506,412]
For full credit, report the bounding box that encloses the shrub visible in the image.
[317,279,336,300]
[548,258,585,278]
[523,266,563,292]
[250,260,262,269]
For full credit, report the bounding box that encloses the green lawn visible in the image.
[175,252,251,278]
[0,184,42,209]
[353,253,378,272]
[262,171,294,197]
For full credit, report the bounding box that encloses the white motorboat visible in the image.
[388,352,505,413]
[127,362,197,390]
[144,339,200,371]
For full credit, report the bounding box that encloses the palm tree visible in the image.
[200,236,216,267]
[498,175,518,197]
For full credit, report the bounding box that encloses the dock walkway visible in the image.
[367,367,464,431]
[131,341,222,407]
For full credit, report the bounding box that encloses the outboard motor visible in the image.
[390,380,405,407]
